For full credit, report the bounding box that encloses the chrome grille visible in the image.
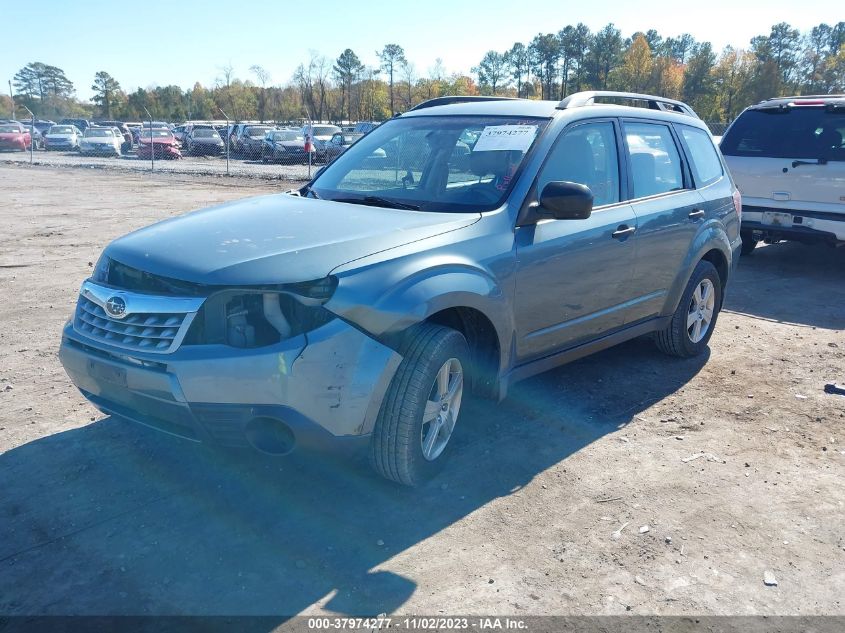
[72,280,205,354]
[75,298,183,351]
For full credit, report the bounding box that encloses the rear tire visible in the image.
[370,324,470,486]
[654,260,722,358]
[740,230,758,256]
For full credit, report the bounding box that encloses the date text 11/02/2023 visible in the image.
[306,617,528,630]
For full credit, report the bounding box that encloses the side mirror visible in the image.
[538,181,593,220]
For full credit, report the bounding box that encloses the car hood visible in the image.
[82,137,117,143]
[0,132,24,140]
[191,137,223,143]
[104,194,480,285]
[46,134,75,139]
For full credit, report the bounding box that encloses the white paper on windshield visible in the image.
[473,125,537,152]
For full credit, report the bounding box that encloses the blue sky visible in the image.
[2,0,842,101]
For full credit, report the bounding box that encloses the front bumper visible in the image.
[46,140,76,150]
[59,316,401,455]
[138,145,182,159]
[189,145,224,155]
[275,149,308,162]
[79,145,120,156]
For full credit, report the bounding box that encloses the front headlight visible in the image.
[183,281,338,349]
[282,276,338,304]
[91,255,111,283]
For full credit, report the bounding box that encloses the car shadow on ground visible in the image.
[724,241,845,330]
[0,338,708,618]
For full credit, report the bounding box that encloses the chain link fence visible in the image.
[1,114,382,182]
[3,109,733,182]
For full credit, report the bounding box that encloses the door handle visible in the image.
[612,225,636,239]
[688,209,705,220]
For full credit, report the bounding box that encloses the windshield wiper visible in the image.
[792,158,828,168]
[333,196,420,211]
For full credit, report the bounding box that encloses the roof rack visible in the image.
[752,95,845,111]
[761,94,845,102]
[557,91,699,119]
[409,96,520,111]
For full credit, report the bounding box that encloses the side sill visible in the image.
[499,316,671,398]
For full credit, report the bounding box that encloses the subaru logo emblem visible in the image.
[105,296,127,319]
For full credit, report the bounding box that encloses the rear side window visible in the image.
[624,122,685,198]
[721,108,845,160]
[679,126,723,187]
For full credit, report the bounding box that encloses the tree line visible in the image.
[7,21,844,126]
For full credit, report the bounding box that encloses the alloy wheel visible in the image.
[687,278,715,343]
[420,358,464,461]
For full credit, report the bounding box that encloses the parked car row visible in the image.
[4,117,385,164]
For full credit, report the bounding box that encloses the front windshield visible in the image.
[0,125,21,133]
[271,131,303,141]
[193,129,220,139]
[49,126,74,134]
[311,115,549,212]
[246,126,271,137]
[85,129,114,138]
[312,126,340,136]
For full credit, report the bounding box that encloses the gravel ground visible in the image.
[0,163,844,618]
[1,147,314,181]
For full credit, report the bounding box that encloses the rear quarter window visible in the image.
[679,126,723,187]
[623,122,685,199]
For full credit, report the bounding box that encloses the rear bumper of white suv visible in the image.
[742,205,845,243]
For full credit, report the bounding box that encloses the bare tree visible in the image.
[312,54,331,121]
[250,65,270,122]
[293,62,315,119]
[216,63,237,117]
[402,61,416,110]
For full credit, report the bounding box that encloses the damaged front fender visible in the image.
[324,255,513,369]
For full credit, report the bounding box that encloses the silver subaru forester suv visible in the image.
[60,92,742,486]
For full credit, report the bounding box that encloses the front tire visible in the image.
[370,324,470,486]
[654,260,722,358]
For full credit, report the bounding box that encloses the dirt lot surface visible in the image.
[1,164,844,618]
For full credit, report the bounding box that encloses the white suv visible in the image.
[720,95,845,254]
